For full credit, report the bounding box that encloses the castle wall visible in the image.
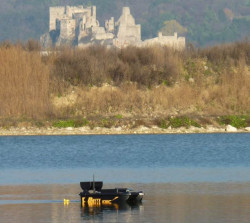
[49,6,93,31]
[92,6,96,19]
[142,32,185,50]
[176,37,186,50]
[116,7,136,27]
[116,7,141,46]
[94,27,114,40]
[59,19,76,40]
[44,5,186,49]
[105,17,114,32]
[65,6,92,18]
[49,7,65,31]
[117,25,141,41]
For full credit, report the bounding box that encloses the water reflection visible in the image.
[1,183,250,223]
[80,203,144,222]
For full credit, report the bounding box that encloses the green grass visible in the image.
[159,117,201,129]
[115,114,123,119]
[169,117,201,128]
[160,120,168,129]
[218,115,249,128]
[52,118,89,128]
[100,118,114,128]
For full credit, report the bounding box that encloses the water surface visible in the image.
[1,183,250,223]
[0,134,249,184]
[0,133,250,222]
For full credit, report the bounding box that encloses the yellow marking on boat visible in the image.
[81,196,119,207]
[102,197,119,205]
[102,200,112,205]
[82,197,85,206]
[87,197,101,206]
[111,196,119,201]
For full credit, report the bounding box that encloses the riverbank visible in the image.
[1,43,249,135]
[0,125,249,136]
[1,43,250,123]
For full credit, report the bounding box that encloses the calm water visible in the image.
[0,133,250,222]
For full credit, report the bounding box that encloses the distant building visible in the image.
[40,5,185,50]
[142,32,185,50]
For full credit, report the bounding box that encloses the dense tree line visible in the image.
[0,0,249,46]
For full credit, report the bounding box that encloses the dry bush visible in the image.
[54,66,249,118]
[1,40,248,122]
[199,40,250,66]
[52,40,250,118]
[52,45,183,91]
[113,46,182,87]
[53,83,200,118]
[0,45,50,118]
[25,39,41,51]
[205,70,250,114]
[53,46,116,88]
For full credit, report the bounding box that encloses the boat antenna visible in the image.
[93,174,95,193]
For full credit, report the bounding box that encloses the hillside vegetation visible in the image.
[0,0,249,46]
[0,40,249,129]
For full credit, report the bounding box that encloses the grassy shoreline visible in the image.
[0,115,249,136]
[0,41,249,130]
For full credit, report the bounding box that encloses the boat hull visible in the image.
[127,192,144,203]
[79,181,144,207]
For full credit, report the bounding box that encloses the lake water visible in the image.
[0,133,250,222]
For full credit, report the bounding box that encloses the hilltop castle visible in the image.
[40,5,185,49]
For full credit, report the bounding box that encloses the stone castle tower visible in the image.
[40,5,185,49]
[113,7,141,48]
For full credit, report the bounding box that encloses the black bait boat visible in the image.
[79,181,144,207]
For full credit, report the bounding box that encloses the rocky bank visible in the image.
[0,125,249,136]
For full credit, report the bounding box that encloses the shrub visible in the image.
[1,40,249,124]
[100,118,114,128]
[35,121,45,128]
[115,114,123,119]
[74,118,89,127]
[53,120,75,128]
[160,120,168,129]
[168,117,201,128]
[52,45,182,89]
[218,115,249,128]
[52,118,89,128]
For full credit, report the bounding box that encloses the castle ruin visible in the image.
[40,5,185,49]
